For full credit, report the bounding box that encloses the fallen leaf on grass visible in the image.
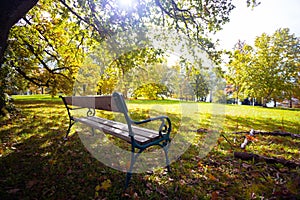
[145,189,152,195]
[208,174,218,181]
[146,182,153,190]
[48,159,57,165]
[246,134,258,142]
[123,188,140,199]
[7,188,20,194]
[211,191,219,200]
[26,179,38,189]
[95,179,112,191]
[179,179,186,185]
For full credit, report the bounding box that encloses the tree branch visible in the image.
[59,0,110,38]
[234,152,300,168]
[233,130,300,139]
[13,65,49,87]
[22,17,61,63]
[22,39,53,73]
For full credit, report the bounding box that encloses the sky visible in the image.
[213,0,300,50]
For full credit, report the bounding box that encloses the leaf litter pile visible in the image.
[0,99,299,199]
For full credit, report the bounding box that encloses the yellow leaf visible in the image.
[96,179,112,191]
[48,159,56,165]
[95,192,99,197]
[95,185,101,191]
[197,162,203,168]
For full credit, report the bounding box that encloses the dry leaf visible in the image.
[7,188,20,194]
[246,134,258,142]
[26,179,38,189]
[208,174,218,181]
[211,191,219,200]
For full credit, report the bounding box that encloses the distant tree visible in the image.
[133,83,168,100]
[226,28,300,107]
[252,29,299,107]
[74,59,103,95]
[97,67,119,96]
[226,40,254,104]
[88,46,164,98]
[190,70,209,102]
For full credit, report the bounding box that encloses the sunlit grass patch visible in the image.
[11,94,61,101]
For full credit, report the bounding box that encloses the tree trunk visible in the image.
[234,152,300,168]
[233,129,300,139]
[0,0,39,65]
[262,97,267,107]
[0,0,38,113]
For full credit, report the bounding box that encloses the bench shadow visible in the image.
[0,101,123,199]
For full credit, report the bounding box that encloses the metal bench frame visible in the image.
[60,92,172,188]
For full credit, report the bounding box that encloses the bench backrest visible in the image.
[61,92,133,133]
[61,92,135,136]
[62,96,115,112]
[61,92,128,113]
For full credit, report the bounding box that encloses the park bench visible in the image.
[60,92,172,188]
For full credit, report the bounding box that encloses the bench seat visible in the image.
[75,116,165,145]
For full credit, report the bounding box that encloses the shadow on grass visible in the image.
[0,100,201,199]
[0,101,129,199]
[224,114,300,134]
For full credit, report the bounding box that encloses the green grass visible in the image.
[11,94,61,101]
[1,95,299,199]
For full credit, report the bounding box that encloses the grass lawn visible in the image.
[0,95,299,199]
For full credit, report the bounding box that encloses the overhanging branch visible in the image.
[59,0,110,39]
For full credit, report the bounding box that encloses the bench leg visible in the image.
[125,151,135,189]
[125,147,145,189]
[163,141,171,172]
[91,128,95,136]
[64,120,75,140]
[125,140,171,188]
[125,172,132,189]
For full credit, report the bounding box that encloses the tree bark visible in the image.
[262,97,267,107]
[0,0,38,65]
[233,130,300,139]
[0,0,38,113]
[289,98,293,108]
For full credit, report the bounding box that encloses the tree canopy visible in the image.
[226,28,300,107]
[0,0,261,114]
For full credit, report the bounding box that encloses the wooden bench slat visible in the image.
[75,117,157,145]
[87,116,161,140]
[64,96,120,112]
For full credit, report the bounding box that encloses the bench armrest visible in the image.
[131,116,172,137]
